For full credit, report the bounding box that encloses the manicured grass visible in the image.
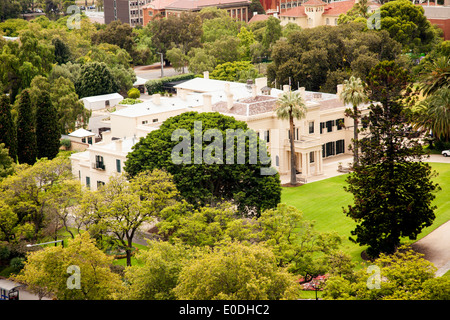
[281,162,450,264]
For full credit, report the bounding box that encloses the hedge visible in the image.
[145,73,195,95]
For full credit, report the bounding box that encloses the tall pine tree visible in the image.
[36,90,60,160]
[0,94,17,161]
[16,89,37,165]
[344,61,439,258]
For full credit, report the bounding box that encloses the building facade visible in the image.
[142,0,252,25]
[104,0,153,26]
[71,75,369,190]
[279,0,380,28]
[105,0,252,26]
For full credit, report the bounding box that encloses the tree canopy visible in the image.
[125,111,281,216]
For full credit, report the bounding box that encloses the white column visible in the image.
[315,150,319,175]
[318,149,323,174]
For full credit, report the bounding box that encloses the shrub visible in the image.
[145,73,195,95]
[60,139,71,149]
[127,87,141,99]
[0,245,11,261]
[10,257,25,272]
[119,98,143,105]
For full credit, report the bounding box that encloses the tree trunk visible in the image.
[289,114,297,185]
[353,105,359,165]
[126,237,133,267]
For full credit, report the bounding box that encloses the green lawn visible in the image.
[281,162,450,264]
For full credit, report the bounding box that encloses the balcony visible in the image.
[285,135,322,150]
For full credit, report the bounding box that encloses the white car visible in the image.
[442,150,450,157]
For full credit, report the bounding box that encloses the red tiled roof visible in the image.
[323,0,356,16]
[212,96,277,116]
[197,0,251,7]
[279,6,306,17]
[280,0,379,18]
[163,0,251,10]
[248,14,270,23]
[143,0,178,10]
[303,0,327,6]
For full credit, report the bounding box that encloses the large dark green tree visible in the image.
[149,12,203,65]
[125,112,281,216]
[267,23,402,92]
[36,90,60,160]
[52,36,72,65]
[380,0,438,53]
[0,94,17,160]
[75,61,118,99]
[343,61,439,258]
[16,89,37,165]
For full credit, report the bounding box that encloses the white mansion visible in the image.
[70,74,369,190]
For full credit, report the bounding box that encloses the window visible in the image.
[88,137,93,145]
[86,176,90,189]
[116,159,121,173]
[309,121,314,134]
[326,18,330,25]
[336,118,344,130]
[264,130,270,143]
[95,155,105,170]
[362,117,369,129]
[149,11,153,16]
[296,128,299,140]
[142,120,148,124]
[276,155,279,166]
[326,120,334,133]
[82,138,86,143]
[105,100,110,107]
[326,141,335,157]
[309,151,315,163]
[320,122,325,134]
[97,181,105,189]
[153,118,158,123]
[336,139,345,154]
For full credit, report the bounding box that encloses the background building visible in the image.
[104,0,153,26]
[105,0,252,26]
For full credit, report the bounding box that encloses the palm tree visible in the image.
[340,76,367,165]
[275,90,307,185]
[354,0,370,18]
[413,86,450,142]
[419,56,450,97]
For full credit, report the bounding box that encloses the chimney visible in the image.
[337,84,344,100]
[252,84,257,98]
[255,77,267,94]
[115,139,122,152]
[152,93,161,105]
[203,71,209,79]
[298,87,306,101]
[283,85,290,92]
[203,94,212,112]
[178,89,187,101]
[227,93,234,110]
